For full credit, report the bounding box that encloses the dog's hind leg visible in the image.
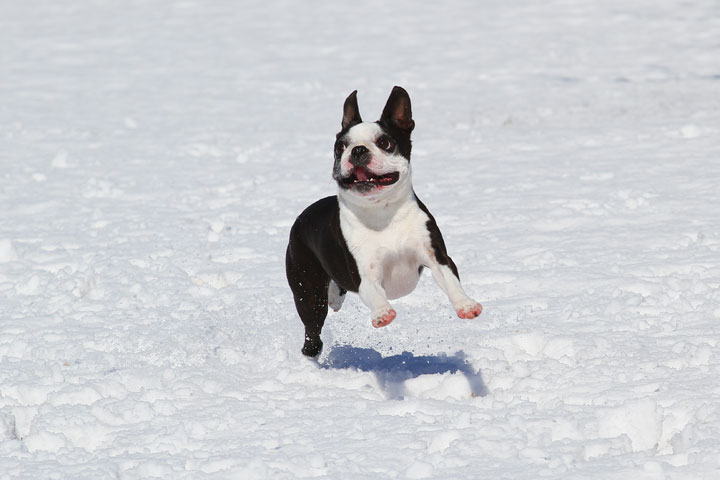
[286,243,330,357]
[327,281,346,312]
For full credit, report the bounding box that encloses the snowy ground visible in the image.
[2,0,720,478]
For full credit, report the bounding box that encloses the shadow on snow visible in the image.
[322,345,488,400]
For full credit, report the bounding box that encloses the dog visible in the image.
[286,86,482,357]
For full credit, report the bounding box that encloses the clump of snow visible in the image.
[596,397,663,453]
[50,152,69,169]
[0,239,19,263]
[679,124,701,139]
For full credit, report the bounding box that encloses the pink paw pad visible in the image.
[457,303,483,319]
[372,309,397,328]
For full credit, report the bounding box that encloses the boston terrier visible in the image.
[286,86,483,357]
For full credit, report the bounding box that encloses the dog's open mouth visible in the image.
[340,167,400,191]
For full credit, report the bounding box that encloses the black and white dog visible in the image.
[286,86,482,357]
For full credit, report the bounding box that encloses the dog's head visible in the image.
[332,86,415,201]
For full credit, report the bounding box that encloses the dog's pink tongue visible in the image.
[355,168,369,181]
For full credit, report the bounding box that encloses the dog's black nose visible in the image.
[350,145,370,166]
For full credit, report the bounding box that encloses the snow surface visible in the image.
[2,0,720,478]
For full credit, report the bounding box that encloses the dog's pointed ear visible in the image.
[380,86,415,131]
[341,90,362,130]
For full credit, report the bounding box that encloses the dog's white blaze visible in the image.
[339,122,409,179]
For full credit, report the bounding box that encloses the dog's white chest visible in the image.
[339,200,432,300]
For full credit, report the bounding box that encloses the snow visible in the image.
[1,0,720,478]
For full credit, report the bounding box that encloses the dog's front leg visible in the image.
[428,262,483,319]
[358,274,396,328]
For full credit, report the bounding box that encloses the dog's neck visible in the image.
[337,172,415,232]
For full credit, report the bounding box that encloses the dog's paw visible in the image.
[302,336,323,358]
[456,302,483,319]
[327,281,346,312]
[372,308,397,328]
[328,295,345,312]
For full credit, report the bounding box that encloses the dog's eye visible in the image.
[334,141,346,156]
[376,135,395,152]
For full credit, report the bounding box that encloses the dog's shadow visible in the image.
[322,346,488,400]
